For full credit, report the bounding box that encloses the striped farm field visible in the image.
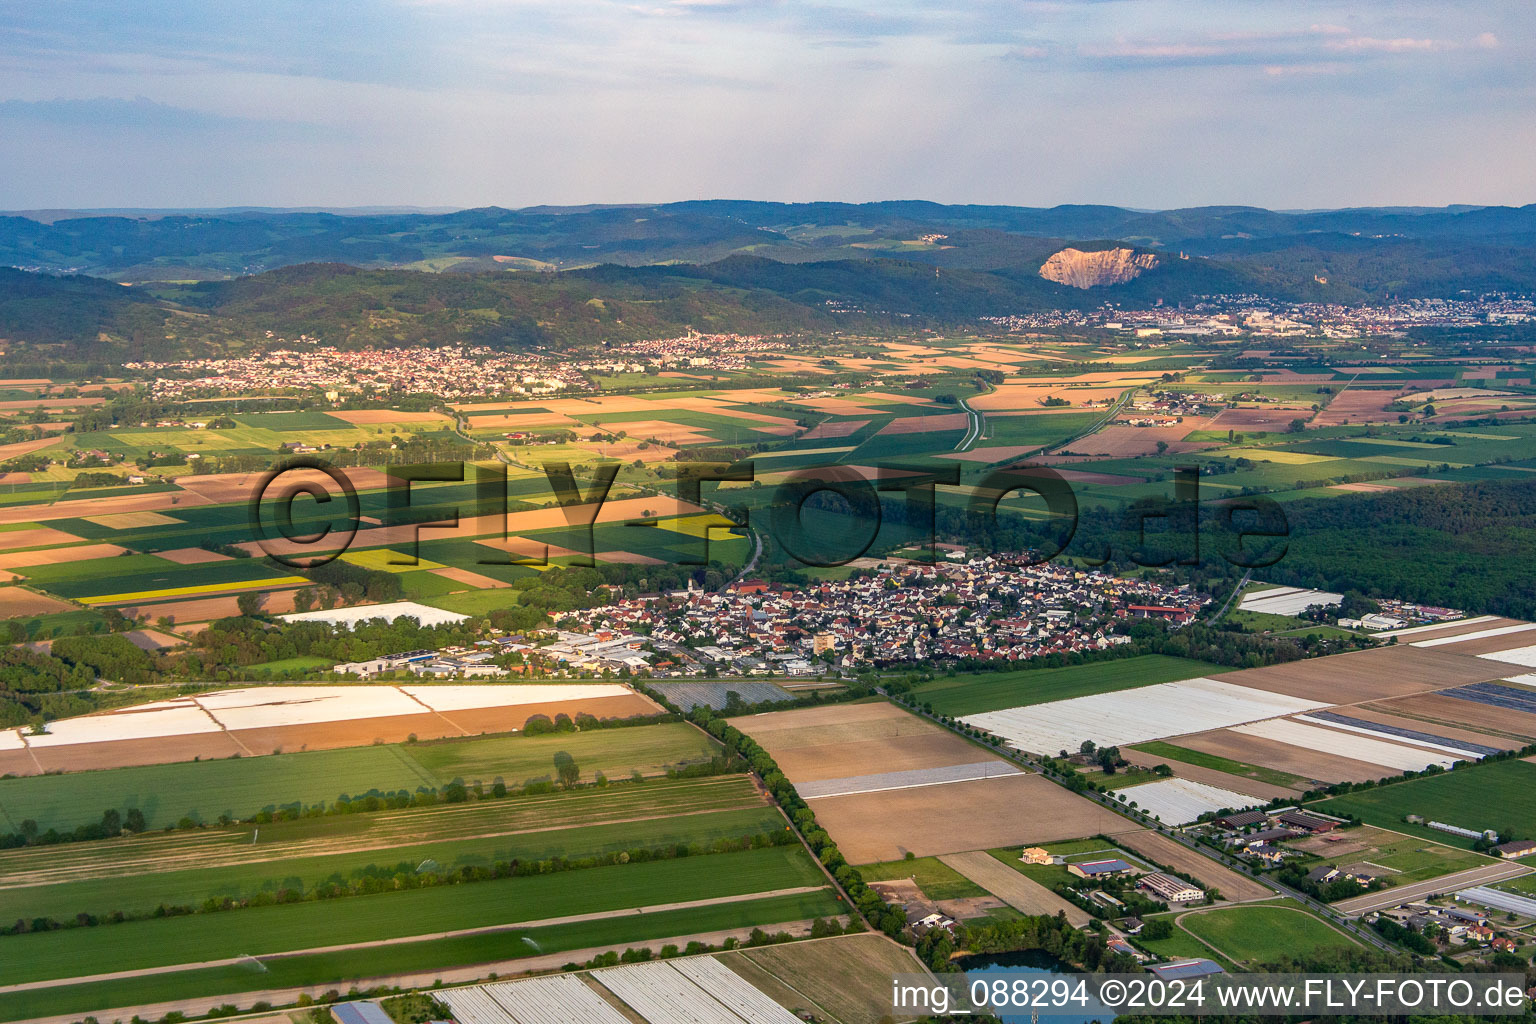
[1312,758,1536,849]
[0,844,829,986]
[0,722,722,832]
[1,792,782,922]
[0,890,843,1023]
[911,655,1227,717]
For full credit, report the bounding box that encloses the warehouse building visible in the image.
[1138,872,1204,903]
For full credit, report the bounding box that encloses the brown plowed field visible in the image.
[429,567,511,589]
[29,732,249,773]
[1311,388,1402,427]
[812,774,1127,863]
[800,419,870,439]
[1108,828,1273,902]
[228,711,466,756]
[1173,729,1393,784]
[119,587,302,623]
[0,749,39,776]
[1382,617,1523,642]
[1066,425,1217,458]
[332,410,453,425]
[1212,645,1508,703]
[0,489,215,525]
[0,527,86,552]
[0,542,129,569]
[156,547,235,565]
[877,413,970,434]
[0,587,76,617]
[1368,693,1536,742]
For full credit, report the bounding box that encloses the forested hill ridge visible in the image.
[3,200,1536,295]
[0,253,1327,359]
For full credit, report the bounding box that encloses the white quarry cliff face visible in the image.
[1039,246,1159,288]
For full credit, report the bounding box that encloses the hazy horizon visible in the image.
[2,1,1534,211]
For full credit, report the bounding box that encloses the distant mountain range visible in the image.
[1,201,1534,360]
[3,200,1535,288]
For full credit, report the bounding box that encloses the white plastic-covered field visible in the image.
[1229,719,1463,771]
[279,600,469,629]
[3,684,649,748]
[1476,644,1536,668]
[1115,778,1261,825]
[959,677,1327,754]
[1239,586,1342,616]
[401,683,633,712]
[442,974,632,1024]
[21,698,221,747]
[1411,623,1536,648]
[195,686,424,729]
[594,958,801,1024]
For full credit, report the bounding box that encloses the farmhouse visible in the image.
[1020,847,1055,865]
[1138,872,1204,903]
[1068,858,1135,879]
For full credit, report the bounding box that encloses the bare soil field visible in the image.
[0,748,39,775]
[0,542,130,569]
[119,588,302,624]
[939,445,1042,463]
[800,419,870,440]
[225,711,469,755]
[331,410,453,425]
[0,489,216,526]
[877,413,970,434]
[0,587,76,617]
[429,566,511,589]
[28,732,249,773]
[1213,646,1508,703]
[0,527,86,552]
[1108,828,1273,901]
[173,467,395,505]
[435,693,664,736]
[1119,747,1301,800]
[0,437,65,461]
[1173,729,1392,784]
[594,550,664,564]
[1330,482,1396,493]
[776,733,1007,783]
[1310,389,1402,427]
[785,397,884,416]
[81,511,184,529]
[811,774,1127,863]
[1367,693,1536,742]
[972,384,1127,412]
[1066,425,1217,458]
[157,547,234,565]
[469,412,584,430]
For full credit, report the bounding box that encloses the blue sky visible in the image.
[0,0,1531,209]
